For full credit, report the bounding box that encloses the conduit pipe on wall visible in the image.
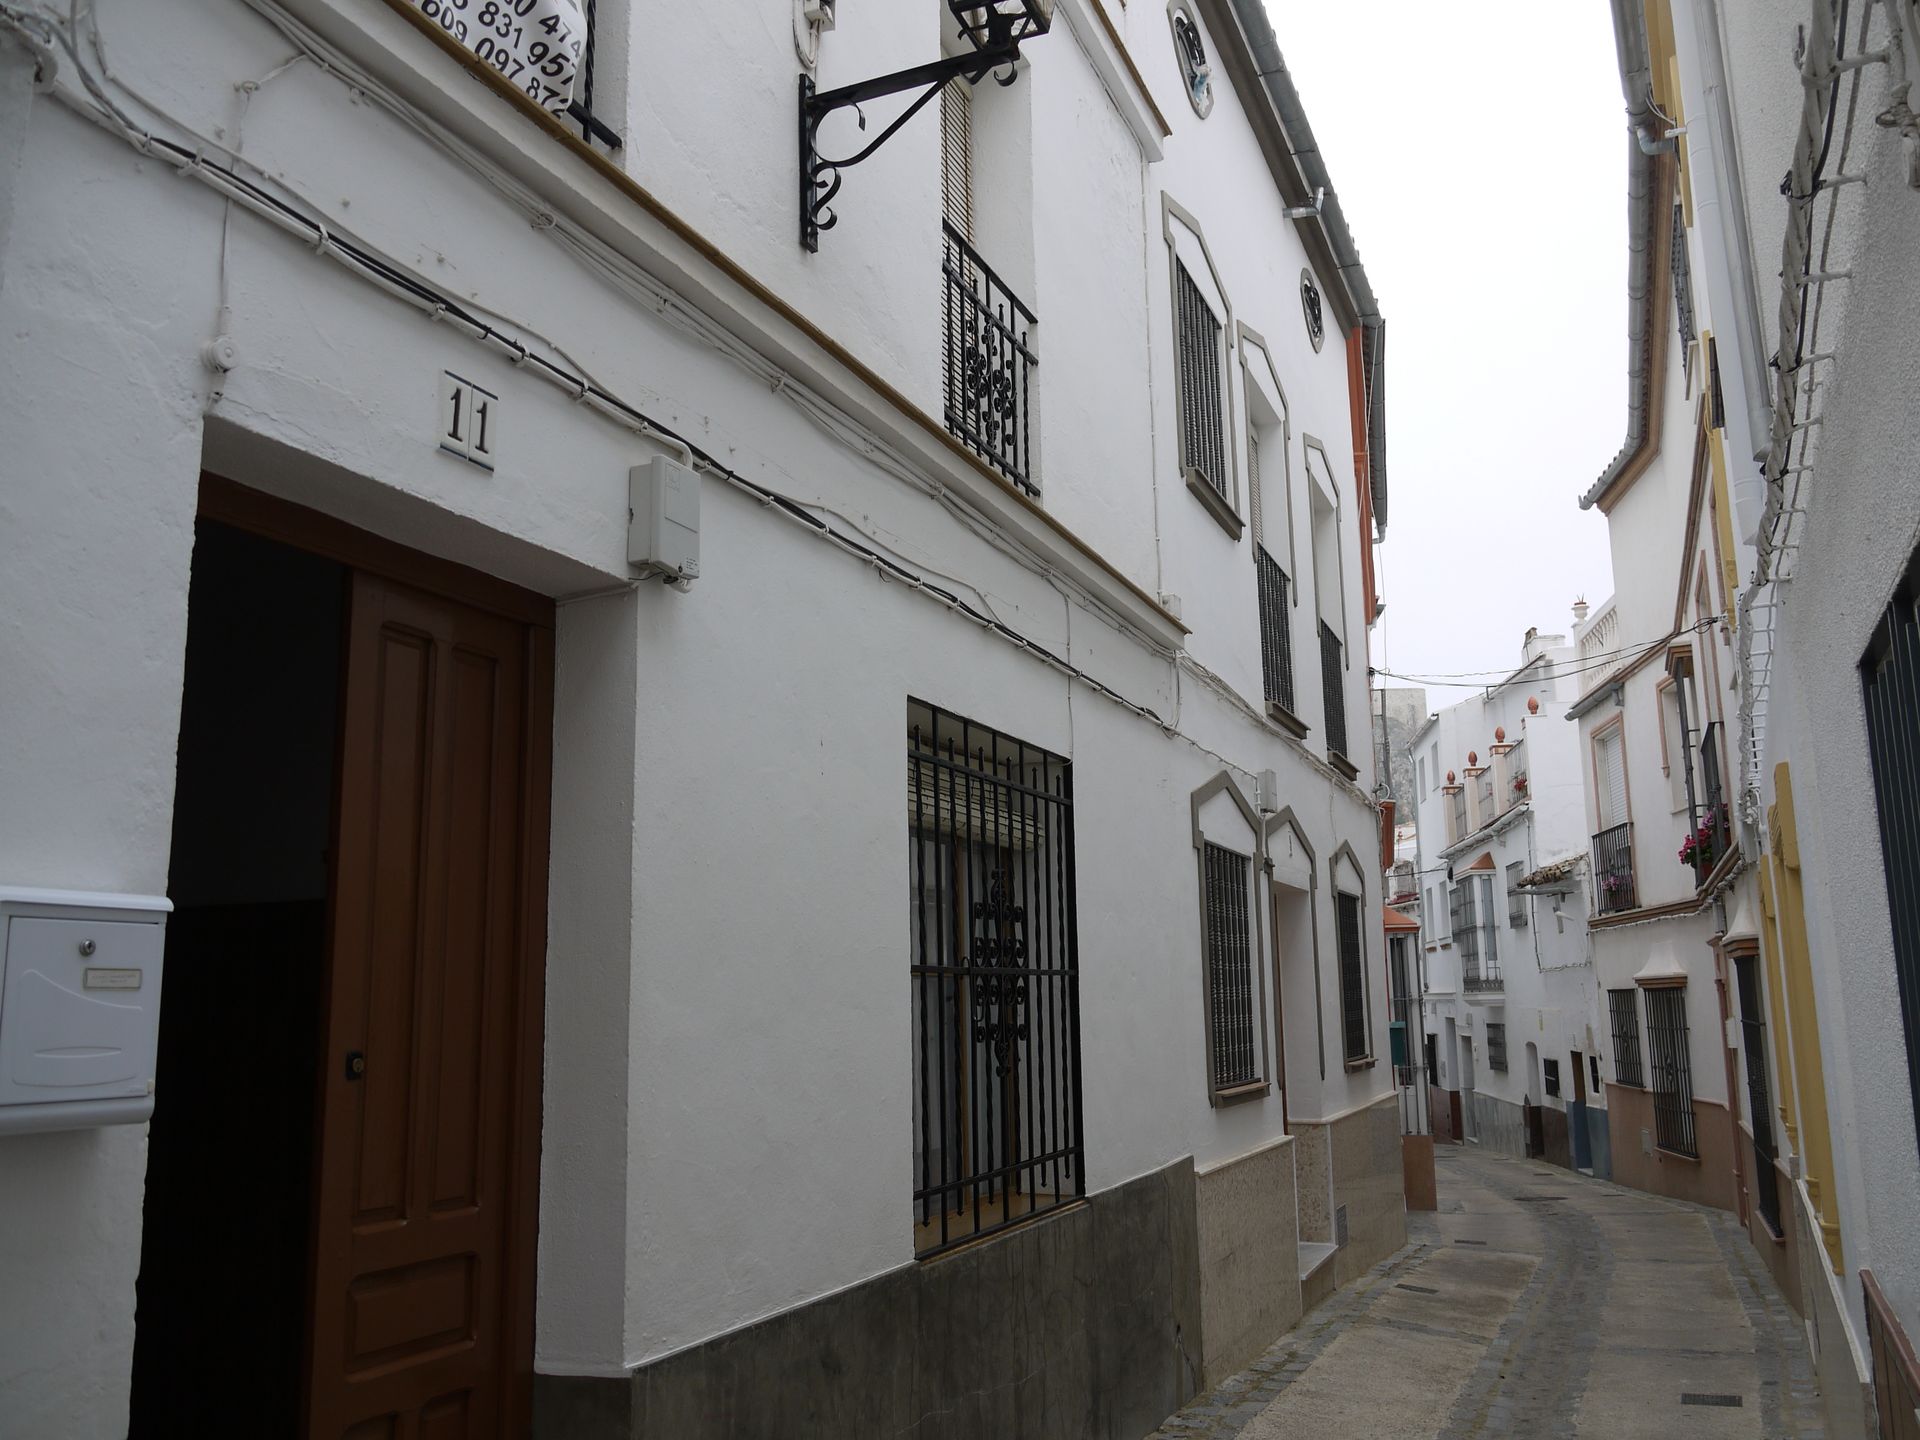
[1582,0,1665,510]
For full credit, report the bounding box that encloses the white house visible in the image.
[1406,626,1604,1173]
[0,0,1401,1435]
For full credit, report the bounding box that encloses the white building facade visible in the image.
[0,0,1401,1436]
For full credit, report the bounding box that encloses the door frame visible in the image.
[197,472,555,1432]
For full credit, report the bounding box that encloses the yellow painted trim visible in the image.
[1709,426,1740,633]
[1769,763,1844,1274]
[1757,863,1798,1149]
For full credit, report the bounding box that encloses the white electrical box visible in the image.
[0,888,171,1136]
[628,455,700,583]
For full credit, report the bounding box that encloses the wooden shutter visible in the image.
[940,80,973,242]
[1597,729,1627,829]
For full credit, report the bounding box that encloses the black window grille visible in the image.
[942,223,1038,495]
[1451,881,1477,979]
[1593,821,1637,914]
[1734,956,1783,1236]
[1455,877,1501,993]
[1646,986,1699,1157]
[1337,891,1368,1062]
[1203,843,1259,1092]
[1449,787,1467,843]
[1320,621,1348,761]
[1255,545,1296,717]
[1862,551,1920,1168]
[1609,987,1645,1087]
[1543,1057,1561,1097]
[1175,262,1228,500]
[1486,1022,1508,1072]
[565,0,622,149]
[908,703,1082,1258]
[1671,202,1695,356]
[1507,861,1528,928]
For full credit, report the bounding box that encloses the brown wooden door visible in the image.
[307,569,549,1439]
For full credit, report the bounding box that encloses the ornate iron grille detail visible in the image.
[1203,843,1258,1091]
[1175,261,1228,500]
[909,703,1081,1258]
[565,0,623,150]
[1255,545,1296,717]
[1608,987,1645,1087]
[942,222,1038,495]
[1593,821,1637,914]
[1646,985,1699,1157]
[1734,956,1783,1235]
[1337,891,1368,1062]
[1672,201,1695,356]
[1320,620,1348,761]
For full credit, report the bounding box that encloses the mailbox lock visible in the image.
[345,1050,366,1081]
[78,938,96,957]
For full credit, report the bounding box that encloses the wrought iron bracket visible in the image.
[799,43,1025,252]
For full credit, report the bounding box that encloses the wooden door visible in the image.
[307,569,549,1439]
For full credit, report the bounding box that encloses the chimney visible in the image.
[1572,596,1590,624]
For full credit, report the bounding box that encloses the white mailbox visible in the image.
[0,888,171,1135]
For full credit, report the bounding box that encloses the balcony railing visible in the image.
[1320,621,1348,762]
[1255,546,1295,718]
[1463,951,1503,993]
[1579,600,1620,696]
[1685,721,1734,885]
[942,222,1038,495]
[1593,821,1637,914]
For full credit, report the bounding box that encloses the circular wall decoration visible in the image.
[1168,4,1214,118]
[1300,269,1325,352]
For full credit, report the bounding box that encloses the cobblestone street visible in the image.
[1152,1146,1824,1439]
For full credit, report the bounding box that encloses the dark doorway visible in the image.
[130,519,345,1434]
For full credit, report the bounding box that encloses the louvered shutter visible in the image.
[940,80,973,242]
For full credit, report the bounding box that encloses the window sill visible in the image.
[1655,1145,1702,1165]
[1328,751,1359,782]
[1211,1078,1271,1107]
[1267,702,1309,739]
[1184,468,1244,540]
[1344,1055,1377,1072]
[914,1192,1085,1262]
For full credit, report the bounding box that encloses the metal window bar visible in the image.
[1687,720,1734,885]
[1449,787,1467,843]
[1671,202,1696,356]
[1645,986,1699,1158]
[1175,262,1228,500]
[1593,821,1637,914]
[1486,1022,1508,1072]
[1203,843,1258,1090]
[1507,862,1528,928]
[1255,545,1296,717]
[942,222,1038,495]
[1861,554,1920,1170]
[1337,892,1368,1062]
[564,0,623,149]
[909,702,1082,1259]
[1463,877,1501,993]
[1609,987,1645,1087]
[1451,881,1478,985]
[1320,621,1348,761]
[1734,956,1783,1236]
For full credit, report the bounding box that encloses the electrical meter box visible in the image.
[0,888,171,1136]
[628,455,700,583]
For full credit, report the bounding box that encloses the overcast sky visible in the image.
[1269,3,1625,704]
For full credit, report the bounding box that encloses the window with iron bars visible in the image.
[1452,876,1500,991]
[1337,891,1369,1062]
[1174,262,1229,502]
[1506,862,1528,928]
[1486,1022,1508,1072]
[1645,986,1698,1157]
[1671,202,1695,357]
[908,703,1083,1258]
[1202,843,1261,1095]
[1608,987,1645,1087]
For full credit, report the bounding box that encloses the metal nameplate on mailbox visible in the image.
[83,967,142,991]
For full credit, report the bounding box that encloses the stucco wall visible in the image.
[1193,1135,1303,1386]
[1605,1085,1737,1212]
[1329,1094,1408,1286]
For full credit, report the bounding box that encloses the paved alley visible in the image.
[1151,1146,1824,1440]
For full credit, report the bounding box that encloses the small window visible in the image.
[1168,4,1214,117]
[1202,842,1261,1094]
[1418,755,1427,798]
[1300,269,1326,353]
[1590,1053,1602,1093]
[1543,1058,1561,1098]
[1486,1022,1508,1072]
[1608,987,1645,1087]
[1506,862,1528,928]
[1337,891,1369,1062]
[1174,262,1229,504]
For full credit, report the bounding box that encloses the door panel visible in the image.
[309,571,539,1440]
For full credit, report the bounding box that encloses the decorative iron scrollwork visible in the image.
[969,870,1028,1075]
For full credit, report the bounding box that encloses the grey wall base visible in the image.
[534,1158,1202,1440]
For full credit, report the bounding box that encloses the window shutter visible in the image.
[1597,730,1627,829]
[1174,262,1227,499]
[1247,428,1263,544]
[940,80,973,242]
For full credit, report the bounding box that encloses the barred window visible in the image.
[1202,843,1260,1093]
[1608,987,1645,1088]
[1646,986,1698,1157]
[1671,202,1696,356]
[1506,862,1528,928]
[1337,891,1369,1062]
[1543,1058,1561,1098]
[908,703,1083,1257]
[1175,261,1228,500]
[1486,1022,1508,1072]
[1450,881,1478,976]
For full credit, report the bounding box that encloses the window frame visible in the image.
[1163,197,1240,539]
[1506,861,1528,928]
[1486,1022,1509,1073]
[1193,774,1272,1105]
[1608,986,1645,1087]
[1644,984,1699,1157]
[1332,843,1374,1068]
